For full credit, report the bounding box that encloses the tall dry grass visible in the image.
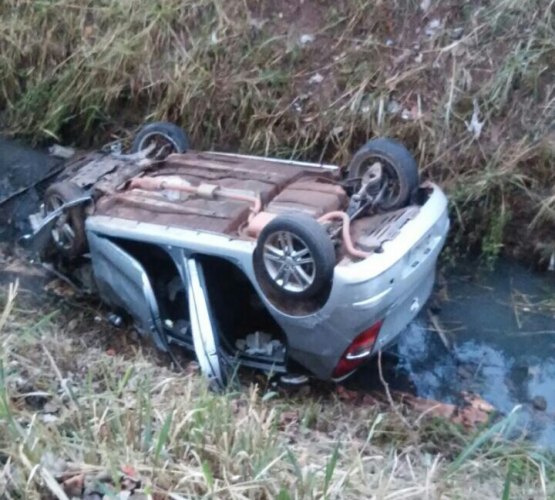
[0,287,552,498]
[0,0,554,260]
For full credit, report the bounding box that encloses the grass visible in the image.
[0,2,554,495]
[1,285,554,498]
[0,0,554,261]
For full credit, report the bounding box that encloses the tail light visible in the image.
[332,320,383,379]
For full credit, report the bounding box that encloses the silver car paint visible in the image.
[87,231,167,352]
[85,181,449,380]
[185,257,229,389]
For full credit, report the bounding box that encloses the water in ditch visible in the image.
[354,258,555,449]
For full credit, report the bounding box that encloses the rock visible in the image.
[532,395,547,411]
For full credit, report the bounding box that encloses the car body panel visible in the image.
[93,151,341,235]
[184,257,228,388]
[87,231,167,352]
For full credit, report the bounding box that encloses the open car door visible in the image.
[88,232,167,352]
[88,233,229,388]
[184,257,229,389]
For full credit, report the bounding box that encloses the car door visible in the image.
[87,232,167,352]
[184,257,229,389]
[88,232,229,387]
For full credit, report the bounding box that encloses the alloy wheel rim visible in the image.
[263,231,316,293]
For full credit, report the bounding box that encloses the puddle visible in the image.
[353,259,555,449]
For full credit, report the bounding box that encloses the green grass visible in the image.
[0,0,554,261]
[0,285,553,498]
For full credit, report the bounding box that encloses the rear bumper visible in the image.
[279,184,449,379]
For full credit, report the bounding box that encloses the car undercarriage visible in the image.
[23,123,449,387]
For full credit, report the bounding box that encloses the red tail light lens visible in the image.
[332,320,383,379]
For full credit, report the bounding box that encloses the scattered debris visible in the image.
[465,99,485,139]
[248,17,266,31]
[450,27,464,40]
[49,144,76,159]
[108,312,124,327]
[308,72,324,85]
[387,99,402,114]
[420,0,432,12]
[331,126,344,135]
[291,95,306,113]
[428,310,452,349]
[299,34,315,46]
[404,391,495,427]
[41,413,59,423]
[36,459,146,500]
[44,278,77,297]
[425,19,442,37]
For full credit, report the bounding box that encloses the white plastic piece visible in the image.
[48,144,76,159]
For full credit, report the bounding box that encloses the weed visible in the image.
[0,284,553,497]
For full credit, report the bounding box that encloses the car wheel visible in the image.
[254,213,336,300]
[44,181,88,260]
[131,121,189,160]
[347,138,419,210]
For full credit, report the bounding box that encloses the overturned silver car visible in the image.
[26,122,449,387]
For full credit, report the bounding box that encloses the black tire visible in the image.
[347,138,419,210]
[131,121,189,159]
[254,213,336,300]
[44,181,88,260]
